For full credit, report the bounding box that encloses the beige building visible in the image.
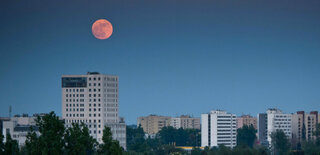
[292,111,319,144]
[236,115,257,129]
[170,115,200,130]
[137,115,171,134]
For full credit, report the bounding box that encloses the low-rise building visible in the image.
[170,115,200,130]
[236,115,257,129]
[2,114,41,146]
[137,115,171,135]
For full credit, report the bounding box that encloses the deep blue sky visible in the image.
[0,0,320,124]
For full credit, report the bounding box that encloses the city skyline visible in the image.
[1,0,320,125]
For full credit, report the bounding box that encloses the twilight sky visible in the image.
[0,0,320,124]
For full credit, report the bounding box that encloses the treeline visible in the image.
[126,124,320,155]
[126,126,200,154]
[0,112,123,155]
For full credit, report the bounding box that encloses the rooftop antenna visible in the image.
[9,105,12,118]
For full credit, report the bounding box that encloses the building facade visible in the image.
[137,115,171,135]
[61,72,126,149]
[170,115,200,130]
[258,108,292,147]
[292,111,319,145]
[1,114,39,146]
[201,110,237,148]
[236,115,257,129]
[257,113,268,146]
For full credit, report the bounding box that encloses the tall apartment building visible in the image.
[258,108,292,147]
[61,72,126,149]
[292,111,319,145]
[201,110,237,148]
[170,115,200,130]
[137,115,171,135]
[1,114,39,146]
[236,115,257,129]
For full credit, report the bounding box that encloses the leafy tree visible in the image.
[303,123,320,155]
[25,128,41,155]
[301,124,306,142]
[190,147,202,155]
[0,131,4,154]
[270,130,290,155]
[64,123,97,155]
[3,133,19,155]
[314,123,320,146]
[98,126,123,155]
[126,125,148,152]
[158,126,177,145]
[158,126,201,147]
[236,125,257,148]
[25,111,65,155]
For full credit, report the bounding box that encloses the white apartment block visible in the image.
[61,72,126,149]
[258,108,292,147]
[170,115,200,130]
[1,114,40,146]
[201,110,237,148]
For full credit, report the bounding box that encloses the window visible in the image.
[94,78,96,81]
[89,77,91,81]
[89,83,91,86]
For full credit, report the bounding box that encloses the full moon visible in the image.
[92,19,113,40]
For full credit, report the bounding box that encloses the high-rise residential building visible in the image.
[137,115,171,135]
[170,115,200,130]
[236,115,257,129]
[61,72,126,149]
[1,114,39,146]
[201,110,237,148]
[292,111,319,145]
[258,108,292,147]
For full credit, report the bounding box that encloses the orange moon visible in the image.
[92,19,113,40]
